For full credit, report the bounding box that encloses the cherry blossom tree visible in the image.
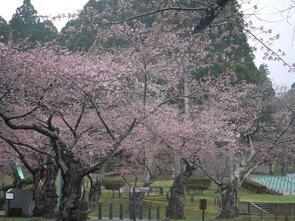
[272,89,295,175]
[0,43,143,221]
[188,79,275,218]
[149,75,273,219]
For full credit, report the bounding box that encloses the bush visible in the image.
[242,179,267,193]
[102,178,125,190]
[0,197,4,209]
[186,177,211,192]
[1,184,14,193]
[22,176,34,186]
[1,176,34,193]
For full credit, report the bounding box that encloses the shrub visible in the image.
[1,176,34,193]
[186,177,211,193]
[101,178,125,190]
[22,176,34,185]
[242,179,267,193]
[0,197,4,209]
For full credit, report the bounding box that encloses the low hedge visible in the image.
[0,197,4,209]
[149,186,164,194]
[186,177,211,192]
[102,178,125,190]
[242,179,267,193]
[1,176,34,193]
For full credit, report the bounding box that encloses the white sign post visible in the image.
[119,187,149,221]
[119,187,149,193]
[5,192,14,200]
[135,187,149,193]
[6,191,14,216]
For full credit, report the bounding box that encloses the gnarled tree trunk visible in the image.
[281,151,289,176]
[88,176,101,205]
[33,160,58,218]
[57,161,87,221]
[166,164,194,219]
[217,178,239,219]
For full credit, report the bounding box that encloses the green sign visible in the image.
[16,162,25,180]
[55,169,63,208]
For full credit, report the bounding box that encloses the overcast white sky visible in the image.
[0,0,294,89]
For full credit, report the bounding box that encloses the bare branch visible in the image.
[0,90,10,102]
[59,112,76,137]
[0,135,36,175]
[7,107,39,120]
[193,0,231,32]
[84,119,137,175]
[74,98,87,132]
[91,100,116,141]
[105,5,208,26]
[0,133,54,157]
[0,110,58,139]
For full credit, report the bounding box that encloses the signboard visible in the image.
[5,192,14,200]
[16,162,25,180]
[55,169,63,208]
[199,199,207,210]
[120,187,133,193]
[199,198,207,221]
[120,187,149,193]
[135,187,149,193]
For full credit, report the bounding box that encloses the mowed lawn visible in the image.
[1,178,295,221]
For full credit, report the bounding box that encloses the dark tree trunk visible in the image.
[88,177,101,205]
[135,192,145,211]
[217,178,239,219]
[281,151,289,176]
[269,162,274,175]
[33,161,58,218]
[165,165,194,219]
[56,161,88,221]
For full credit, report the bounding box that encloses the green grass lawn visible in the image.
[1,177,294,221]
[88,179,295,221]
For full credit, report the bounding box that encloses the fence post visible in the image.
[132,187,136,221]
[159,187,164,195]
[248,203,251,221]
[165,206,168,218]
[139,205,143,220]
[98,203,102,220]
[148,206,152,220]
[130,202,133,220]
[156,206,160,220]
[120,204,123,220]
[109,203,113,220]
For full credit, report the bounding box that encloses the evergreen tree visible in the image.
[195,0,265,85]
[0,17,10,43]
[9,0,57,46]
[60,0,163,51]
[60,0,110,51]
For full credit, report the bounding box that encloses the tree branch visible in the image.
[0,135,36,175]
[91,100,116,141]
[105,5,208,25]
[0,133,54,158]
[0,110,58,139]
[193,0,231,32]
[84,119,137,175]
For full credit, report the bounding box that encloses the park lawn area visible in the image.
[0,219,52,221]
[1,178,294,221]
[89,179,295,220]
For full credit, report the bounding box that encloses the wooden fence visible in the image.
[97,203,161,221]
